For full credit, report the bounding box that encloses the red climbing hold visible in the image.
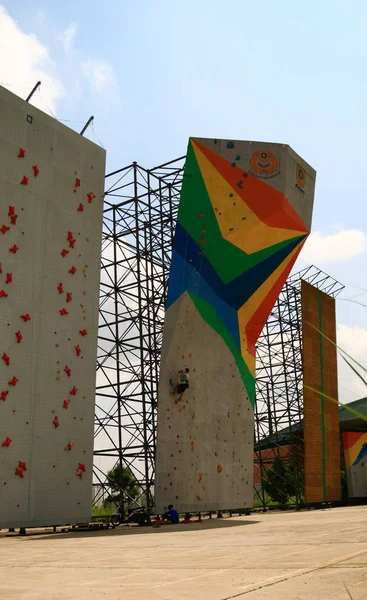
[69,238,76,248]
[32,165,39,177]
[57,282,64,294]
[1,391,9,401]
[21,313,31,322]
[77,203,84,212]
[8,206,15,216]
[78,463,86,472]
[21,176,29,185]
[10,214,18,225]
[60,248,69,257]
[63,399,70,409]
[18,461,27,471]
[75,344,81,357]
[59,308,68,316]
[15,467,24,478]
[66,292,72,303]
[70,386,78,396]
[15,331,23,343]
[18,148,25,158]
[75,178,81,187]
[8,376,18,386]
[0,290,8,298]
[87,192,93,203]
[79,329,87,337]
[65,441,72,451]
[53,416,60,429]
[2,353,10,366]
[2,437,11,447]
[9,244,19,254]
[69,266,77,275]
[67,231,73,240]
[1,224,10,234]
[5,273,12,284]
[76,469,83,478]
[64,365,71,377]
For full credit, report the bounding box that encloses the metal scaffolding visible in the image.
[254,266,344,508]
[94,157,185,510]
[93,154,344,512]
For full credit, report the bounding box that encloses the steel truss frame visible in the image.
[254,266,344,508]
[93,154,344,512]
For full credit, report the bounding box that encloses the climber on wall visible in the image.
[170,368,190,400]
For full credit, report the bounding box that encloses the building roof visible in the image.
[255,397,367,451]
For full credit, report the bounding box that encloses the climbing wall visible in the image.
[155,138,316,513]
[0,86,105,528]
[302,281,341,503]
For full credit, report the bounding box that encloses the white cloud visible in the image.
[337,324,367,402]
[0,5,63,115]
[299,229,366,264]
[81,59,117,93]
[57,22,77,53]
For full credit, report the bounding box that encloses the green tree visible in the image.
[263,455,295,504]
[106,463,140,507]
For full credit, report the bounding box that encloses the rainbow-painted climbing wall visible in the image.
[0,86,105,528]
[155,138,316,513]
[343,432,367,499]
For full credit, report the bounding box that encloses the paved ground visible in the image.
[0,506,366,599]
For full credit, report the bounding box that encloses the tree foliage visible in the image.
[263,455,297,504]
[106,463,140,507]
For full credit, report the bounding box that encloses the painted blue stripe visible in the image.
[167,249,241,349]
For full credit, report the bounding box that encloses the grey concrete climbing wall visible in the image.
[0,85,105,528]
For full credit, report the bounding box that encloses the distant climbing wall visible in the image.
[0,86,105,528]
[302,281,341,503]
[155,138,316,513]
[343,432,367,499]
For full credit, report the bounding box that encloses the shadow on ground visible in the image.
[1,516,260,542]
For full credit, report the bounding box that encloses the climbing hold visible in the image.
[65,442,72,451]
[59,308,68,316]
[60,249,69,258]
[8,206,15,216]
[57,283,64,295]
[0,290,8,298]
[196,495,201,501]
[21,176,29,185]
[76,469,83,479]
[198,473,202,482]
[69,238,76,248]
[32,165,39,177]
[69,266,77,275]
[226,141,234,149]
[21,313,31,322]
[66,292,72,303]
[79,329,87,336]
[231,162,236,167]
[15,467,24,478]
[1,224,10,234]
[18,148,25,158]
[5,273,12,284]
[217,465,223,473]
[9,244,19,254]
[70,386,78,396]
[9,376,18,386]
[18,461,27,471]
[78,463,86,472]
[63,399,70,409]
[64,365,71,377]
[191,441,195,452]
[2,437,11,447]
[77,203,84,212]
[53,416,60,429]
[75,178,81,187]
[75,345,81,357]
[15,331,22,344]
[87,192,93,203]
[1,390,9,401]
[2,353,10,366]
[67,231,73,241]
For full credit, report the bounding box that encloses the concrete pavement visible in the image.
[0,506,366,599]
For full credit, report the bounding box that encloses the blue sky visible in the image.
[1,1,367,401]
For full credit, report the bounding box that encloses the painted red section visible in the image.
[192,139,308,233]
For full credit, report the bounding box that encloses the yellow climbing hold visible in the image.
[217,465,223,473]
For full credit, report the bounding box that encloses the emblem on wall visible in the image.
[249,150,280,179]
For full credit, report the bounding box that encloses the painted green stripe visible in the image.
[317,289,327,502]
[188,291,255,406]
[179,141,306,284]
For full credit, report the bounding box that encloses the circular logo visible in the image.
[250,150,278,176]
[296,164,306,188]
